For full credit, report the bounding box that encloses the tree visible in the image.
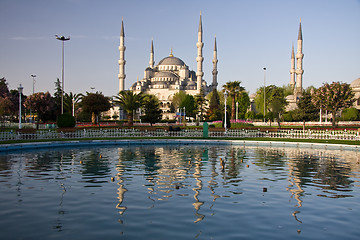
[180,94,197,119]
[64,92,81,116]
[114,90,144,126]
[194,89,208,121]
[81,92,111,125]
[171,91,187,110]
[341,108,359,121]
[255,85,287,126]
[236,91,250,119]
[312,82,355,127]
[223,81,245,120]
[295,90,319,121]
[24,92,55,129]
[206,88,222,121]
[141,95,162,126]
[53,78,62,116]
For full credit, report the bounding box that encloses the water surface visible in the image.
[0,144,359,239]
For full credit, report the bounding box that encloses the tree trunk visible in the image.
[231,96,236,120]
[127,112,133,126]
[91,112,96,125]
[331,111,336,128]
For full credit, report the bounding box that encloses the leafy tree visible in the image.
[141,94,162,126]
[180,94,197,119]
[223,81,245,120]
[312,82,355,127]
[206,88,222,121]
[295,90,319,121]
[114,90,144,126]
[341,108,359,121]
[171,91,187,110]
[24,92,55,129]
[81,92,111,125]
[194,89,208,121]
[255,85,287,126]
[53,78,62,116]
[236,91,250,119]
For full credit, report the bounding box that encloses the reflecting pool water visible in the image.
[0,144,360,239]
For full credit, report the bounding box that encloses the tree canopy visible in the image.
[81,92,111,125]
[223,81,245,120]
[141,94,162,126]
[312,81,355,127]
[114,90,144,126]
[24,92,55,129]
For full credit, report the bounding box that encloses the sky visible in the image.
[1,0,359,97]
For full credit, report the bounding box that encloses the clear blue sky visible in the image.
[1,0,359,97]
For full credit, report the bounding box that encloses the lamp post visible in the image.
[18,84,23,129]
[236,101,238,121]
[263,67,266,122]
[224,91,228,134]
[55,35,70,114]
[30,75,36,122]
[183,106,185,123]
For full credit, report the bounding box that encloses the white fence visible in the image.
[1,128,360,141]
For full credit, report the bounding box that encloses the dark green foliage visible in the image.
[57,113,76,128]
[341,108,359,121]
[207,89,222,121]
[141,95,162,126]
[296,91,319,121]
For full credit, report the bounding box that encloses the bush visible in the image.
[341,108,359,121]
[57,113,76,128]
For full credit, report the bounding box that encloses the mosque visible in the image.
[116,13,217,120]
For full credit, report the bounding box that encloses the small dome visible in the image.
[350,78,360,88]
[145,67,153,71]
[158,56,185,66]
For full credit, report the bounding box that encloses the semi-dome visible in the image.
[158,56,185,66]
[154,71,179,78]
[350,78,360,88]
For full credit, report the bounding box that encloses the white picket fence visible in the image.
[1,128,360,141]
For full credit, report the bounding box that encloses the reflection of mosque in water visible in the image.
[113,145,360,225]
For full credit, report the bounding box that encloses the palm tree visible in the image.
[114,90,144,126]
[223,81,245,120]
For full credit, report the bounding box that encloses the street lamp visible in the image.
[18,84,23,129]
[183,106,186,123]
[30,75,36,122]
[263,67,266,123]
[55,35,70,114]
[236,101,238,121]
[224,91,228,134]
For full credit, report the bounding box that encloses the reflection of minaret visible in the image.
[196,12,204,93]
[192,159,204,223]
[212,36,218,90]
[118,17,126,92]
[295,19,304,96]
[287,154,304,224]
[116,151,128,215]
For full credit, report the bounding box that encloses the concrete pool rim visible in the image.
[0,139,359,152]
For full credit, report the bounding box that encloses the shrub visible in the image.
[341,108,359,121]
[57,113,76,128]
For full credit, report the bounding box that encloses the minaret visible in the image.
[295,19,304,96]
[149,39,154,68]
[289,43,296,90]
[196,12,204,93]
[118,17,126,92]
[212,35,218,90]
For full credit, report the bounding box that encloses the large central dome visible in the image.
[158,56,185,66]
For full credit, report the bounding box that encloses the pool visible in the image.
[0,143,359,239]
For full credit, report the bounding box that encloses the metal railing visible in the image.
[1,128,359,142]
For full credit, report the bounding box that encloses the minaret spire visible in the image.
[196,11,204,93]
[295,19,304,96]
[212,35,218,90]
[149,39,154,68]
[118,17,126,92]
[289,43,296,89]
